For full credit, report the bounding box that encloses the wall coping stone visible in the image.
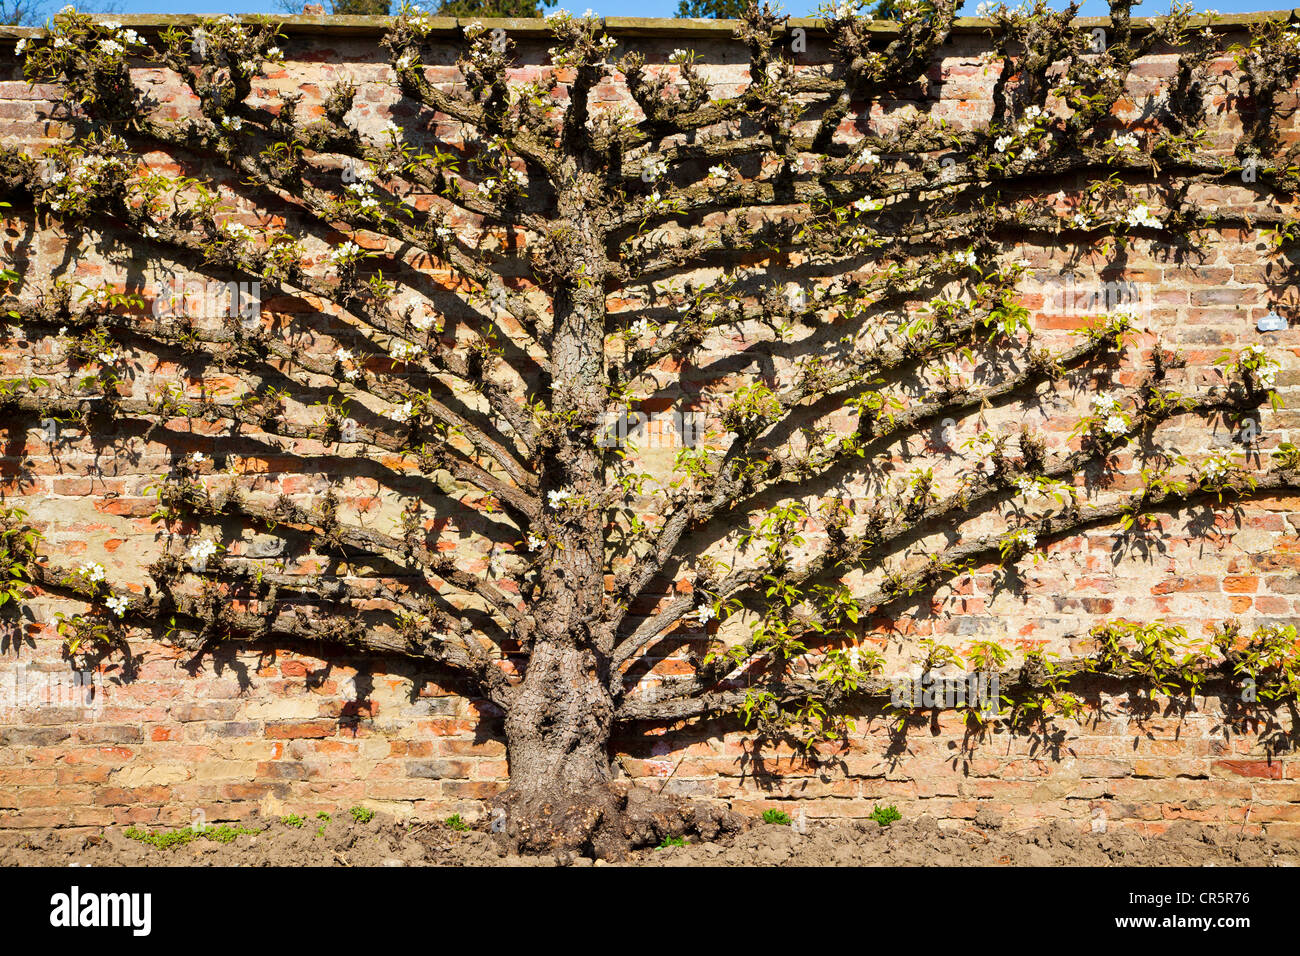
[0,10,1291,42]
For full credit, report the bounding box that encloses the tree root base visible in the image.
[492,781,748,860]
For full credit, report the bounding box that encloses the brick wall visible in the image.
[2,13,1299,836]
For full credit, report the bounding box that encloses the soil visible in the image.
[3,813,1299,866]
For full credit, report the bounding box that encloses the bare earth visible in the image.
[3,814,1299,866]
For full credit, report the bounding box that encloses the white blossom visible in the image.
[1091,392,1119,416]
[641,156,668,180]
[1103,414,1127,435]
[547,489,573,508]
[187,538,218,570]
[1014,476,1043,501]
[689,602,715,624]
[1124,203,1162,230]
[385,401,415,422]
[328,241,362,264]
[389,339,421,362]
[80,561,106,583]
[1202,456,1228,480]
[106,594,129,617]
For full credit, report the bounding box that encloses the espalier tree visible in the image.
[4,1,1300,854]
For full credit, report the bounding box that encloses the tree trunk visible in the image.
[498,636,619,852]
[495,180,622,852]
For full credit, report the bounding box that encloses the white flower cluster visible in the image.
[1111,132,1140,151]
[43,151,127,214]
[1071,211,1091,228]
[346,179,379,212]
[334,348,361,380]
[411,311,441,333]
[642,156,668,180]
[1201,454,1230,482]
[643,189,671,212]
[1240,345,1280,389]
[187,539,218,568]
[526,534,545,551]
[626,318,654,338]
[1014,475,1044,500]
[689,602,716,625]
[547,489,573,509]
[407,12,435,34]
[85,21,143,57]
[953,248,977,268]
[1103,415,1128,435]
[852,196,883,214]
[328,241,363,267]
[1091,392,1120,416]
[389,339,421,362]
[994,135,1014,153]
[1014,105,1043,137]
[105,594,129,617]
[1124,203,1162,230]
[385,401,416,422]
[223,220,253,240]
[80,561,107,583]
[708,165,729,181]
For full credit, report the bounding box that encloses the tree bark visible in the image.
[495,176,622,851]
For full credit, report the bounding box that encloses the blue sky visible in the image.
[73,0,1298,17]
